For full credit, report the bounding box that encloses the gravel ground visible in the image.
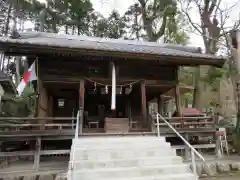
[200,173,240,180]
[201,177,240,180]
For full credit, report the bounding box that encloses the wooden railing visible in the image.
[0,117,78,172]
[153,116,214,129]
[0,117,77,131]
[156,113,213,176]
[0,117,76,121]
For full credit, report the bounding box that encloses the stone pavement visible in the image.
[184,155,240,176]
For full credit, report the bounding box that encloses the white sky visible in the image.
[36,0,240,48]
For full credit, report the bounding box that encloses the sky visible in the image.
[36,0,240,48]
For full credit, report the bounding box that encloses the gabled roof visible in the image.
[0,32,226,67]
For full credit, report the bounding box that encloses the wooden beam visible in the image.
[141,80,147,128]
[42,74,176,86]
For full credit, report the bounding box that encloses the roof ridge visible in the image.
[17,32,201,53]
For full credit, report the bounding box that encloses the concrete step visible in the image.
[72,136,166,144]
[71,148,177,160]
[72,141,171,150]
[70,173,198,180]
[70,164,191,179]
[68,136,197,180]
[70,156,183,169]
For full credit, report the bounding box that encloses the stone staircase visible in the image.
[68,136,198,180]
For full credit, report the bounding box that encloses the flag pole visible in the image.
[35,57,40,117]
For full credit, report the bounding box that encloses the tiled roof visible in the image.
[0,32,226,67]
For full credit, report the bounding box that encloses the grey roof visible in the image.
[0,32,226,66]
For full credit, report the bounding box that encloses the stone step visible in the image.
[72,136,165,143]
[72,137,166,146]
[69,173,198,180]
[71,148,177,160]
[68,135,197,180]
[72,141,171,149]
[70,164,191,179]
[70,156,183,169]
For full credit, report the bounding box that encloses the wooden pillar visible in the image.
[79,79,85,135]
[52,174,57,180]
[174,84,182,116]
[33,137,41,170]
[141,80,147,128]
[35,175,40,180]
[174,67,182,117]
[19,176,24,180]
[158,96,164,115]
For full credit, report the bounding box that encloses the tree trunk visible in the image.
[236,81,240,133]
[4,4,12,36]
[72,26,75,35]
[15,56,21,85]
[230,75,238,109]
[235,31,240,133]
[6,56,10,71]
[192,66,201,108]
[77,26,80,35]
[12,7,18,34]
[65,25,68,34]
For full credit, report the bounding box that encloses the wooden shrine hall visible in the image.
[0,32,227,179]
[0,32,225,135]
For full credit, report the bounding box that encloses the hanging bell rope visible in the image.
[111,62,116,110]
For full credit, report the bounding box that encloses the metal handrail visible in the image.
[75,110,80,139]
[69,110,80,180]
[156,112,212,176]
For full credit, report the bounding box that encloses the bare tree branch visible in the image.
[179,0,202,34]
[214,0,222,16]
[209,0,218,14]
